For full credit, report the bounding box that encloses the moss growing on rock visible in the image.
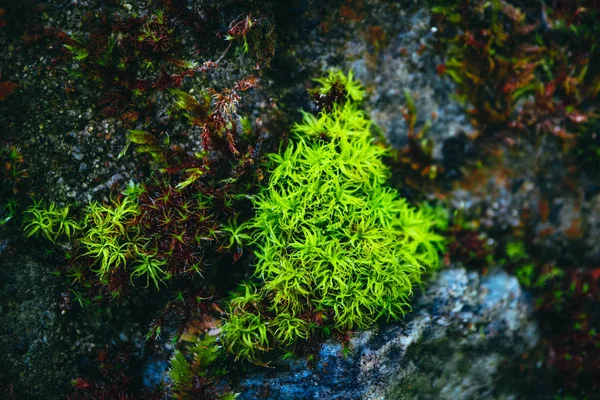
[222,71,444,362]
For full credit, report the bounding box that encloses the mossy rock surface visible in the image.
[232,268,538,400]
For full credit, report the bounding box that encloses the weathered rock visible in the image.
[269,0,473,157]
[0,0,275,205]
[0,248,160,400]
[0,251,75,398]
[0,1,546,398]
[234,268,538,400]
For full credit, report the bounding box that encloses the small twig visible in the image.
[215,41,233,66]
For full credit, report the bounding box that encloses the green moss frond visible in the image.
[23,193,174,293]
[169,350,193,393]
[506,241,527,262]
[188,334,221,367]
[312,69,365,103]
[221,216,252,250]
[272,314,311,347]
[169,334,238,399]
[228,283,262,311]
[221,311,270,362]
[130,252,170,289]
[22,201,82,243]
[223,70,445,361]
[79,196,141,281]
[119,130,169,164]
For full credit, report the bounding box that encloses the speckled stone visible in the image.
[234,268,538,400]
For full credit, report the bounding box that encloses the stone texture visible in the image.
[234,268,538,400]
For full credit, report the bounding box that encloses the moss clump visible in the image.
[169,334,237,399]
[79,197,146,283]
[22,201,81,243]
[222,71,444,362]
[22,194,171,291]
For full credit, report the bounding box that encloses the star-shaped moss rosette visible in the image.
[222,71,445,362]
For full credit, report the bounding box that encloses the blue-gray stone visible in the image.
[234,268,538,400]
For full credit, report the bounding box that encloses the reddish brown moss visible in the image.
[432,0,600,149]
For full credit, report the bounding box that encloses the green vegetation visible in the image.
[0,198,17,226]
[22,201,81,243]
[0,145,27,228]
[310,69,364,105]
[431,0,600,165]
[223,283,271,361]
[22,193,170,291]
[169,350,194,394]
[222,71,445,362]
[19,67,444,391]
[514,263,535,288]
[79,197,141,282]
[169,334,238,399]
[505,241,527,262]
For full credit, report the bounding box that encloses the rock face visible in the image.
[0,249,75,398]
[270,0,472,156]
[0,1,545,398]
[0,245,154,400]
[234,268,538,400]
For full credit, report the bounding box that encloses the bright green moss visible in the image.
[223,283,271,362]
[23,201,81,243]
[222,71,445,362]
[505,241,527,262]
[311,69,365,103]
[22,194,169,290]
[80,197,141,283]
